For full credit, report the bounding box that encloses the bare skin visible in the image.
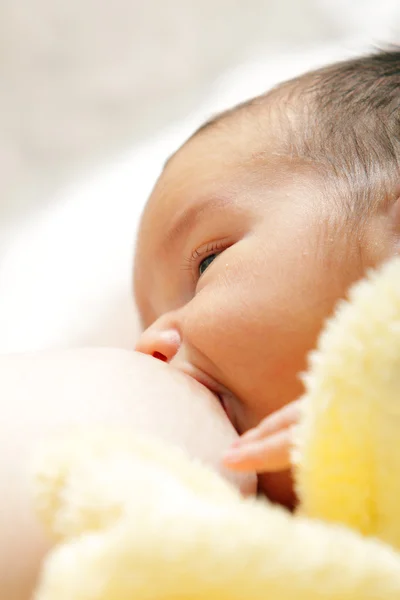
[224,400,302,471]
[1,348,255,600]
[134,110,400,507]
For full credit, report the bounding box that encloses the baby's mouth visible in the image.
[176,364,238,431]
[218,394,229,416]
[216,393,237,431]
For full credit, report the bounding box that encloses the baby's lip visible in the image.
[175,364,238,431]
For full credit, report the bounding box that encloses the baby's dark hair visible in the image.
[199,48,400,214]
[294,48,400,212]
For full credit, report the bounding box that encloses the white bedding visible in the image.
[1,5,399,353]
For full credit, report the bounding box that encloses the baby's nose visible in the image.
[135,326,181,363]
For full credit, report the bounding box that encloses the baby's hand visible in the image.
[222,400,301,473]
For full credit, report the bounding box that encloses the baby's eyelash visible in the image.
[180,241,226,275]
[190,241,225,262]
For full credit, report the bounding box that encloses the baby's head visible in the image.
[134,49,400,499]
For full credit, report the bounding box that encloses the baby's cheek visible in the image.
[183,278,306,415]
[183,281,244,351]
[181,282,268,394]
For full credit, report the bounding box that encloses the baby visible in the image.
[134,48,400,507]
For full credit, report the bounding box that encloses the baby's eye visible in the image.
[199,253,217,276]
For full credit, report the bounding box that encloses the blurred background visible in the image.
[1,0,400,352]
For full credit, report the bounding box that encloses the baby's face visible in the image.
[134,115,367,499]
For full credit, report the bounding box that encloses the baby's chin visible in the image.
[258,470,297,510]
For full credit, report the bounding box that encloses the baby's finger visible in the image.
[223,428,292,473]
[234,400,301,447]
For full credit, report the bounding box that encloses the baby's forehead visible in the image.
[166,85,306,180]
[161,109,286,185]
[142,93,309,237]
[139,79,313,244]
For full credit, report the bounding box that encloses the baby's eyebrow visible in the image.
[165,196,231,245]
